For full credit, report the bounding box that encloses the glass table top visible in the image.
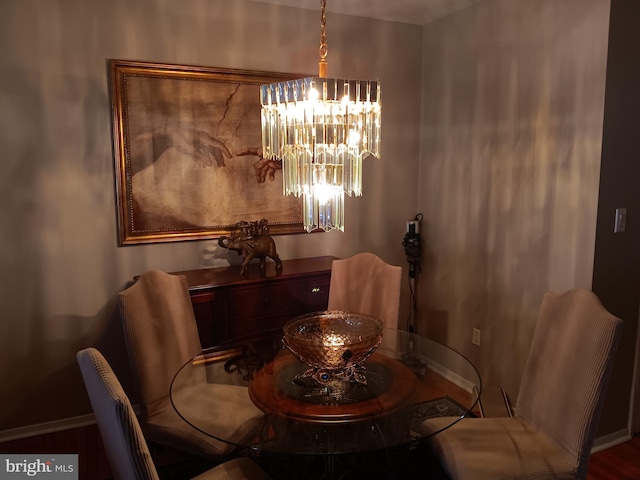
[170,325,481,456]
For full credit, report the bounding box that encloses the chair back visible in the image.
[119,270,202,418]
[77,348,159,480]
[515,288,623,477]
[327,253,403,329]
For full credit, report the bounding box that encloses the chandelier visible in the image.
[260,0,381,232]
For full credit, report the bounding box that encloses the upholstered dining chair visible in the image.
[118,269,263,460]
[419,288,623,480]
[76,348,270,480]
[327,252,403,329]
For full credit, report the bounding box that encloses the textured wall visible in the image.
[0,0,422,430]
[1,0,630,441]
[417,0,610,414]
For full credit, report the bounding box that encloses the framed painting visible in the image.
[109,59,305,245]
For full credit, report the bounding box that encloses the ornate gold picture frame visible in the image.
[109,59,304,245]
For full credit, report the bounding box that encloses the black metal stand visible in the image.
[402,214,423,334]
[401,214,427,378]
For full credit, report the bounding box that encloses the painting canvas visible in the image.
[110,59,305,245]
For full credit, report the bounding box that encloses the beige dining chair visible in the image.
[327,252,403,329]
[76,348,270,480]
[118,269,263,460]
[419,288,623,480]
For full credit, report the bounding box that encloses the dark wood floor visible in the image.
[0,423,210,480]
[587,435,640,480]
[1,424,638,479]
[0,423,113,480]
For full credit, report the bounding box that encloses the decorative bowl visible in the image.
[282,311,383,384]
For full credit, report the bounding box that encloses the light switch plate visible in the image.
[614,208,627,233]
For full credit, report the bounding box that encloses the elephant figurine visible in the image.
[218,219,283,276]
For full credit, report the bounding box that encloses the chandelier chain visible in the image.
[319,0,328,76]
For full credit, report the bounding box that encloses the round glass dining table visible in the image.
[170,323,481,464]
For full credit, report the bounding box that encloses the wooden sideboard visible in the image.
[170,256,337,346]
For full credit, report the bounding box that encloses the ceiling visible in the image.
[247,0,484,25]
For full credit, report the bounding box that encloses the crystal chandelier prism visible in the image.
[260,0,381,232]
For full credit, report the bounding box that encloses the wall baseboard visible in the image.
[424,357,476,394]
[591,428,631,453]
[0,414,97,444]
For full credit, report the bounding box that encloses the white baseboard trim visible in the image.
[0,414,97,443]
[426,358,476,394]
[0,405,141,444]
[591,428,631,453]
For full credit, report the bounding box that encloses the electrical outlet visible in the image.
[472,328,481,346]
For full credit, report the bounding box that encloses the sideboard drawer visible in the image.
[227,280,308,321]
[170,256,336,344]
[303,275,331,311]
